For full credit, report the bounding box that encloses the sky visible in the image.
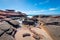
[0,0,60,15]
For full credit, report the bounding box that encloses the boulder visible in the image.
[0,21,11,31]
[10,20,20,25]
[0,21,17,37]
[0,33,15,40]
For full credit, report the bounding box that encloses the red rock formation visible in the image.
[0,9,27,21]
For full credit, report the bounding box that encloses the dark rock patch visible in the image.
[23,33,31,37]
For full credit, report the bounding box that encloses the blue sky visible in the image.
[0,0,60,15]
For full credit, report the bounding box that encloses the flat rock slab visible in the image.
[15,28,35,40]
[45,25,60,40]
[10,20,20,25]
[15,27,53,40]
[0,21,11,31]
[31,27,53,40]
[39,18,60,23]
[0,33,15,40]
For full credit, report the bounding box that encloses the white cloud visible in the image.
[22,10,48,15]
[39,0,49,4]
[34,0,49,6]
[49,8,57,11]
[27,10,47,12]
[22,9,59,15]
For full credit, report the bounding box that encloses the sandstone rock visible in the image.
[0,29,4,36]
[6,28,13,34]
[0,21,17,38]
[0,21,11,31]
[0,33,15,40]
[32,35,40,40]
[10,20,20,25]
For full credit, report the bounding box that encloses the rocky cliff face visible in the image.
[0,9,27,40]
[0,9,27,21]
[0,19,21,40]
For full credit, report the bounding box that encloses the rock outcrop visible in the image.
[0,21,18,40]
